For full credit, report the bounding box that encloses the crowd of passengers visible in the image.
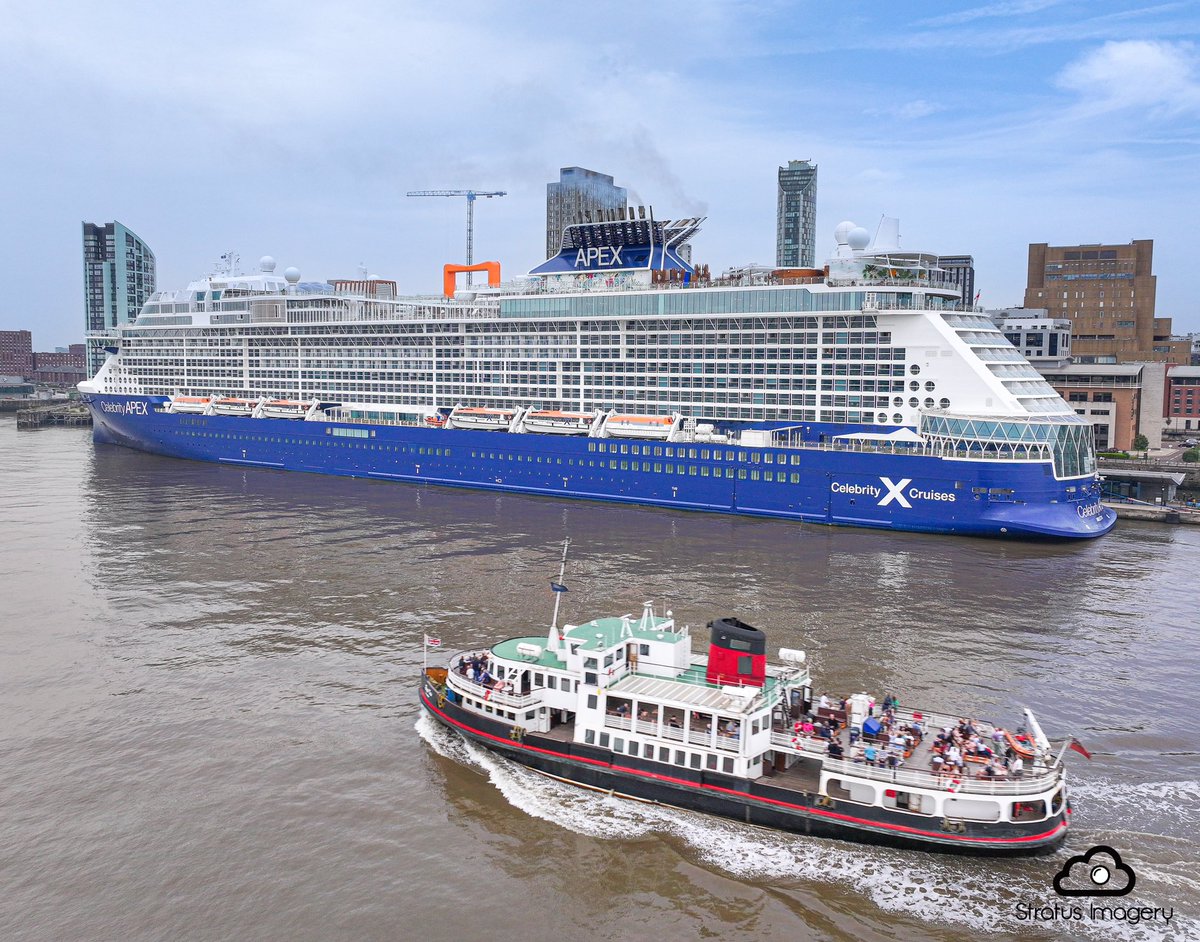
[455,653,505,690]
[929,717,1027,781]
[797,696,1031,782]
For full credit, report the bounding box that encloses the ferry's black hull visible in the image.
[420,679,1068,858]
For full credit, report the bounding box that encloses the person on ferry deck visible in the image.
[827,741,844,759]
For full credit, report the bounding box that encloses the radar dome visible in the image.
[283,267,301,284]
[834,221,856,245]
[259,255,276,272]
[847,227,871,251]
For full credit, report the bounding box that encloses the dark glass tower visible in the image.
[776,160,818,268]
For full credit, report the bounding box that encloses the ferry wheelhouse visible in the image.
[420,601,1072,856]
[78,216,1115,539]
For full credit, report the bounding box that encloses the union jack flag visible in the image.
[425,635,442,647]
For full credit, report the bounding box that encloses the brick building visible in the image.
[1164,365,1200,435]
[1024,240,1189,364]
[0,329,33,376]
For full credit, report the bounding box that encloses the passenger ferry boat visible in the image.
[78,215,1115,539]
[419,598,1072,856]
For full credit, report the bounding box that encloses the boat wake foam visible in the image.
[416,716,1194,940]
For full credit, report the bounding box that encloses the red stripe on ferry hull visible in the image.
[419,687,1068,853]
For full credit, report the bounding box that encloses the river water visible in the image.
[1,419,1197,942]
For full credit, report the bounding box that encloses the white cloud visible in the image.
[1056,40,1200,116]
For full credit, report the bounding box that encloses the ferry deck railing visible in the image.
[605,713,740,751]
[445,664,544,712]
[818,756,1061,797]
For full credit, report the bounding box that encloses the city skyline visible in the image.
[0,1,1197,347]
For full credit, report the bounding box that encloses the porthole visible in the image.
[909,364,921,376]
[893,396,903,407]
[940,397,950,409]
[924,397,935,408]
[909,380,920,392]
[909,397,919,408]
[893,413,903,423]
[877,412,888,423]
[925,381,935,392]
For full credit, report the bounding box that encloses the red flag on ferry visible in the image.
[1069,738,1092,760]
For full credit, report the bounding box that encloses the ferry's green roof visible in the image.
[491,614,682,667]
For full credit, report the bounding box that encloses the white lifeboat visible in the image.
[260,399,311,419]
[522,410,599,435]
[168,395,211,414]
[212,397,258,416]
[446,405,516,431]
[603,412,683,440]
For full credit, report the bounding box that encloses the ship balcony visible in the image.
[446,669,544,711]
[604,713,741,751]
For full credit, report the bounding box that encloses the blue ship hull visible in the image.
[81,393,1116,540]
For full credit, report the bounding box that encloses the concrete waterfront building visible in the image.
[1024,239,1188,365]
[937,255,976,309]
[776,160,818,268]
[545,168,628,260]
[991,308,1071,366]
[1039,362,1167,451]
[83,221,156,376]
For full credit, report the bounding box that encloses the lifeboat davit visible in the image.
[603,412,682,440]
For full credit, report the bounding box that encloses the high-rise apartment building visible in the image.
[937,255,976,309]
[83,221,156,376]
[776,160,818,268]
[545,168,628,259]
[1024,239,1187,364]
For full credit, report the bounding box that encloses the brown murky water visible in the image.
[2,419,1197,942]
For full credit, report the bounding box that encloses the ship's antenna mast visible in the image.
[547,537,571,654]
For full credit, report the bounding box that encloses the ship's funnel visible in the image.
[705,617,766,688]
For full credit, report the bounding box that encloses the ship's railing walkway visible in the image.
[604,713,740,751]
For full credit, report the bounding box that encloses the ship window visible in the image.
[620,461,628,470]
[603,653,614,667]
[909,364,921,375]
[750,470,759,480]
[585,672,597,685]
[620,445,628,454]
[653,446,663,456]
[738,656,752,674]
[725,469,735,478]
[614,738,624,752]
[690,754,702,769]
[792,455,801,465]
[639,644,649,656]
[675,751,686,766]
[737,470,747,480]
[659,747,670,762]
[706,754,718,770]
[599,733,610,748]
[643,743,654,759]
[654,463,662,472]
[547,676,556,689]
[587,695,597,709]
[585,730,595,744]
[701,467,709,476]
[642,462,650,472]
[722,758,734,774]
[689,466,697,475]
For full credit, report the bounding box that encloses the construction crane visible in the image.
[406,189,507,267]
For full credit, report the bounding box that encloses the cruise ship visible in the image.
[78,213,1115,539]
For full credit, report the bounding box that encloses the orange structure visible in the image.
[444,262,500,297]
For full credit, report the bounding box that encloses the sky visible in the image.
[1,0,1198,348]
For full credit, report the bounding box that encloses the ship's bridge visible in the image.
[531,214,703,287]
